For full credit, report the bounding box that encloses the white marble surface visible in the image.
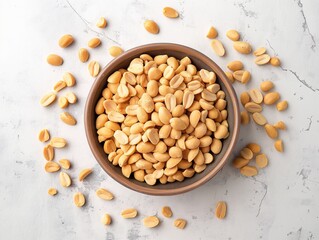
[1,0,319,239]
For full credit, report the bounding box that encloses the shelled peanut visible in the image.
[238,81,287,152]
[233,143,270,176]
[95,54,229,185]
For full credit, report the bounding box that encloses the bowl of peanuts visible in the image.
[84,43,240,195]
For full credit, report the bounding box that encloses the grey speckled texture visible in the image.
[0,0,319,239]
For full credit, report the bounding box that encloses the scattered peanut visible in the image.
[96,188,114,200]
[240,166,258,177]
[226,30,240,41]
[260,81,274,92]
[144,20,159,34]
[246,143,261,154]
[233,41,252,54]
[38,129,50,142]
[227,60,243,71]
[59,172,72,187]
[43,144,54,161]
[240,111,250,125]
[253,47,266,56]
[255,153,268,168]
[78,168,93,181]
[274,121,286,130]
[88,61,100,77]
[274,139,284,152]
[60,112,77,125]
[48,188,58,196]
[96,17,107,28]
[270,57,281,66]
[109,46,124,57]
[44,161,61,173]
[255,54,271,65]
[73,192,86,207]
[121,208,138,219]
[88,38,101,48]
[210,39,226,57]
[252,112,267,126]
[40,92,56,107]
[162,206,173,218]
[206,26,218,39]
[101,214,112,225]
[53,80,67,92]
[59,159,71,169]
[163,7,179,18]
[276,100,288,111]
[264,92,280,105]
[58,34,74,48]
[264,124,278,139]
[63,72,76,87]
[78,48,90,62]
[174,218,187,229]
[47,54,63,66]
[215,201,227,219]
[143,216,160,228]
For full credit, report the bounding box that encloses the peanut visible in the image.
[206,26,218,39]
[163,7,179,18]
[47,54,63,66]
[233,41,252,54]
[144,20,159,34]
[215,201,227,219]
[73,192,85,207]
[78,48,89,62]
[226,30,240,41]
[96,17,107,28]
[109,46,123,57]
[174,218,187,229]
[58,34,74,48]
[210,39,226,57]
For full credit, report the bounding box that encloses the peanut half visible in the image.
[74,192,86,207]
[78,48,90,62]
[101,214,112,225]
[215,201,227,219]
[58,34,74,48]
[210,39,226,57]
[40,92,56,107]
[96,17,107,28]
[96,188,114,200]
[38,129,50,142]
[109,46,123,57]
[226,30,240,41]
[48,188,58,196]
[174,218,187,229]
[144,20,159,34]
[206,26,218,39]
[47,54,63,66]
[121,208,138,219]
[233,41,252,54]
[162,206,173,218]
[163,7,179,18]
[78,168,93,181]
[143,216,160,228]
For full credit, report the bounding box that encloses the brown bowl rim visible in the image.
[84,43,240,196]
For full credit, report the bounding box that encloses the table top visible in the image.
[0,0,318,239]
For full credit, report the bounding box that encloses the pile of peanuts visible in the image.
[95,54,229,185]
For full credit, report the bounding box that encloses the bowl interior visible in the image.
[85,43,239,195]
